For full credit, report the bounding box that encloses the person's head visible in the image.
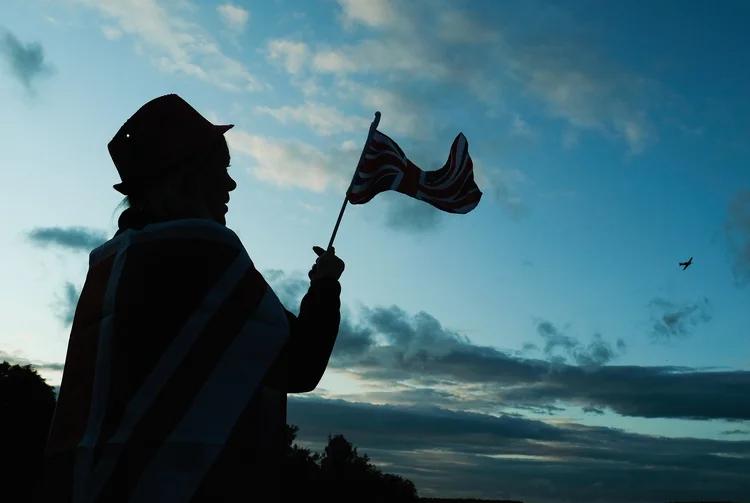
[109,94,237,227]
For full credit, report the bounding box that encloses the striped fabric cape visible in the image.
[36,218,341,503]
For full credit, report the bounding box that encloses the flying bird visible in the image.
[679,257,693,270]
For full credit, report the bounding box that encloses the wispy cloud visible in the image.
[265,0,664,153]
[216,3,250,32]
[69,0,264,92]
[510,114,535,138]
[382,195,445,234]
[507,34,658,154]
[265,39,309,76]
[226,129,354,193]
[649,297,712,341]
[534,320,626,368]
[315,1,501,103]
[0,27,54,92]
[255,102,369,136]
[473,163,527,219]
[721,429,750,436]
[27,226,108,253]
[0,350,64,372]
[101,25,123,40]
[54,282,81,327]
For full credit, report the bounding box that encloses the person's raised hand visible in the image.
[309,246,345,282]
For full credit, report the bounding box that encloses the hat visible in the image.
[108,94,234,195]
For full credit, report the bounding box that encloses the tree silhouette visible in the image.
[320,433,376,480]
[315,433,419,502]
[0,361,57,497]
[283,423,322,501]
[281,426,420,502]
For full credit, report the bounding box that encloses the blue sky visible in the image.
[2,0,750,501]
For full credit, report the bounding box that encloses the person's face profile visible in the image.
[199,149,236,225]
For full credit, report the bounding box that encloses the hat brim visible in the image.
[113,123,234,196]
[113,182,128,195]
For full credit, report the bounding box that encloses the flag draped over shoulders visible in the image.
[37,219,317,503]
[347,129,483,214]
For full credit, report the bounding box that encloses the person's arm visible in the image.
[284,276,342,393]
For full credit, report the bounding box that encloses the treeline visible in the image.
[420,499,524,502]
[283,424,418,501]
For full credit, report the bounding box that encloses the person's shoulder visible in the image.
[89,219,245,267]
[138,219,242,247]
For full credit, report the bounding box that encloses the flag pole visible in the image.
[326,111,381,250]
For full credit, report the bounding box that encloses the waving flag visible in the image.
[347,129,483,214]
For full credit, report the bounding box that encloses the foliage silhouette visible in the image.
[282,426,419,502]
[420,500,524,503]
[1,361,57,499]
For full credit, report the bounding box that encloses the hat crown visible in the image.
[108,94,233,194]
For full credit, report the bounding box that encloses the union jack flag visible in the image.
[347,129,483,214]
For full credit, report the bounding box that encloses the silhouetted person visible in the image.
[34,94,344,503]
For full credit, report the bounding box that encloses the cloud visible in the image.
[334,80,433,139]
[216,3,250,32]
[582,406,605,415]
[267,270,750,422]
[0,350,64,372]
[725,190,750,287]
[0,28,54,91]
[316,1,502,103]
[722,429,750,436]
[649,297,712,341]
[54,282,80,327]
[70,0,263,92]
[473,163,527,219]
[265,1,664,154]
[101,25,123,40]
[264,3,501,136]
[510,114,535,138]
[265,39,310,76]
[255,102,370,136]
[27,226,108,253]
[335,0,399,30]
[535,320,626,368]
[382,196,444,233]
[507,36,657,154]
[288,397,750,503]
[226,129,352,192]
[26,227,100,326]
